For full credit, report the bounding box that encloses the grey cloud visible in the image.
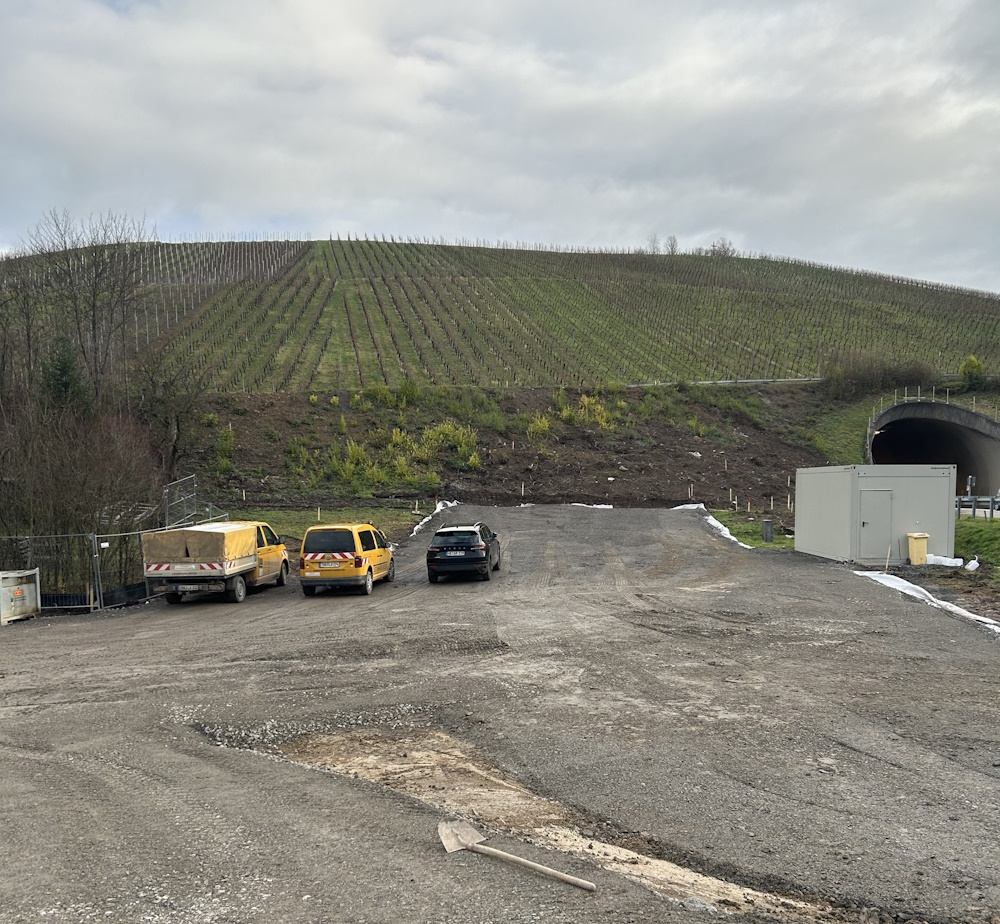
[0,0,997,291]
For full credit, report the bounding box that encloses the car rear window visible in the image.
[430,530,479,547]
[303,529,356,554]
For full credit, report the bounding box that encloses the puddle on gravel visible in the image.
[277,728,829,918]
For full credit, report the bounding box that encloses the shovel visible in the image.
[438,820,597,892]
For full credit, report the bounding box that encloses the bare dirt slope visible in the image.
[1,505,998,924]
[203,384,829,520]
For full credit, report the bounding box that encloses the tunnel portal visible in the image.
[868,401,1000,496]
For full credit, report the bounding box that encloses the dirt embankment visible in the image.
[199,385,830,524]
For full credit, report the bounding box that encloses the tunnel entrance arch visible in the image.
[867,400,1000,496]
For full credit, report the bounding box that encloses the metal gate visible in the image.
[1,527,187,610]
[163,475,228,528]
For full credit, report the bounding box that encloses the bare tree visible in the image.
[0,250,46,407]
[132,342,213,481]
[645,233,662,255]
[0,400,159,535]
[665,235,680,255]
[27,210,153,406]
[0,211,166,536]
[709,237,737,257]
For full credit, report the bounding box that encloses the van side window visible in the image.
[256,527,266,548]
[359,530,376,552]
[262,525,279,545]
[375,531,387,549]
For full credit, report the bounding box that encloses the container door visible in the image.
[859,489,892,561]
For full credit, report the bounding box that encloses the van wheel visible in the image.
[303,585,316,597]
[165,592,183,605]
[226,575,247,604]
[386,559,396,583]
[361,569,373,595]
[276,562,288,586]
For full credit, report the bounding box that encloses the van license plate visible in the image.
[320,562,340,568]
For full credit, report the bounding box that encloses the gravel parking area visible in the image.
[1,505,999,924]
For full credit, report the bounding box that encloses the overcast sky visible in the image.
[2,0,998,291]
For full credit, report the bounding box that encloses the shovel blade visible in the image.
[438,819,487,853]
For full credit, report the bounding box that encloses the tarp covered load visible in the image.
[142,522,257,564]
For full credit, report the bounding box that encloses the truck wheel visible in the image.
[361,569,373,595]
[165,592,183,605]
[226,575,247,604]
[276,562,288,587]
[303,585,316,597]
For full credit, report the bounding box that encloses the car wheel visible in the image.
[483,564,491,581]
[226,575,247,604]
[428,573,438,583]
[386,558,395,583]
[361,569,373,595]
[165,592,183,605]
[276,562,288,587]
[303,585,316,597]
[493,550,500,571]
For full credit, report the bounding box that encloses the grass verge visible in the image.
[229,505,428,545]
[707,509,795,550]
[955,516,1000,587]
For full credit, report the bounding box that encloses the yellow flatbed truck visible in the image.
[142,521,288,604]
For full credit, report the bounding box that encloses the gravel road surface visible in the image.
[1,505,999,924]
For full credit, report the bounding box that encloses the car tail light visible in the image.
[472,543,486,551]
[354,555,363,568]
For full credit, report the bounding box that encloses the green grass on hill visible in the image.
[955,517,1000,586]
[799,402,873,464]
[150,240,1000,394]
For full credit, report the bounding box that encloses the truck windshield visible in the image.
[303,530,355,553]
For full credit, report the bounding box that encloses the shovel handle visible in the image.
[468,842,597,891]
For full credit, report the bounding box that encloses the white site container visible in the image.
[794,465,956,566]
[1,569,41,625]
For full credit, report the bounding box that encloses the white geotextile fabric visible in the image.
[856,571,1000,635]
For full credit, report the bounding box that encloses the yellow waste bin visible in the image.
[907,532,929,566]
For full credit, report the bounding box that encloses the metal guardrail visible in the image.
[956,496,999,520]
[871,386,1000,423]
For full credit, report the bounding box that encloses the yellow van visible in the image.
[299,523,394,596]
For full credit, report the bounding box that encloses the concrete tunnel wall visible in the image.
[868,401,1000,496]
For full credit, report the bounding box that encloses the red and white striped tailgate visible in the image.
[301,553,369,566]
[302,552,369,562]
[144,562,233,574]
